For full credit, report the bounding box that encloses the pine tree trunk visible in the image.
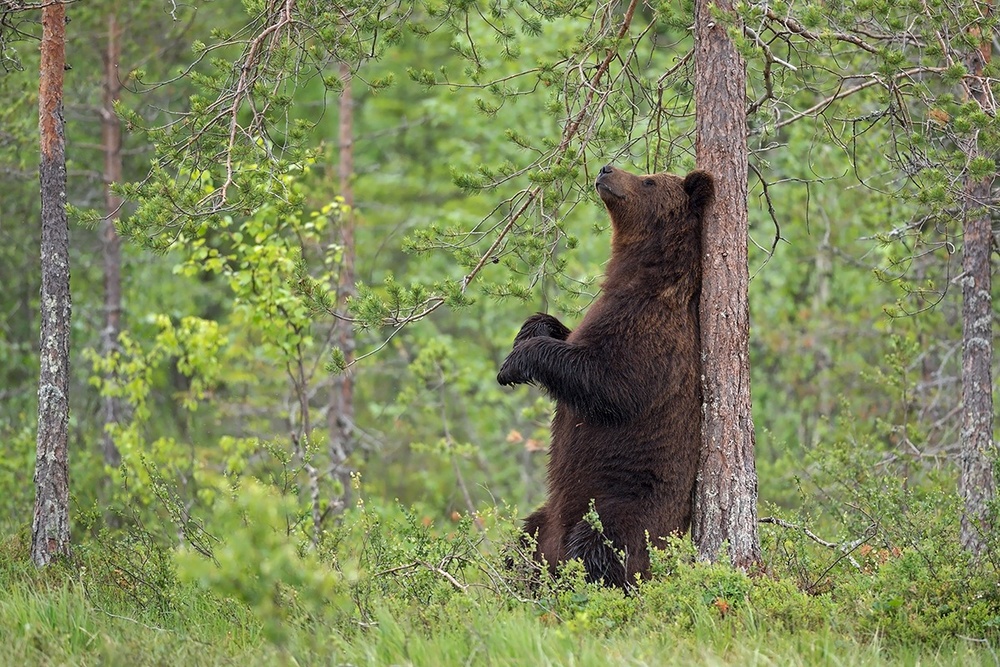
[329,60,356,502]
[958,24,995,555]
[100,12,124,470]
[691,0,761,568]
[32,1,71,567]
[959,177,995,555]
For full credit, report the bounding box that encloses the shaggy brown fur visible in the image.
[497,164,714,588]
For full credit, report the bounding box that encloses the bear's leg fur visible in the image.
[522,506,547,557]
[564,502,650,589]
[522,506,564,571]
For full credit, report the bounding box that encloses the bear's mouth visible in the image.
[595,177,625,201]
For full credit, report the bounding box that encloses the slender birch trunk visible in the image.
[329,61,356,501]
[100,11,124,470]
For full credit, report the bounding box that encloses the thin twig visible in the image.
[773,67,946,131]
[759,515,872,573]
[764,8,882,55]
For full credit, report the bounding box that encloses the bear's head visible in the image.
[595,165,715,250]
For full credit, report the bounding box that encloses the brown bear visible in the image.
[497,164,714,588]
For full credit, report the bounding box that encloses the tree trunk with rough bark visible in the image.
[329,60,356,505]
[959,179,995,555]
[32,1,72,567]
[691,0,761,568]
[958,21,995,556]
[100,12,124,470]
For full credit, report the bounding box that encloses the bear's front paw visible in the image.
[497,349,531,387]
[512,313,571,347]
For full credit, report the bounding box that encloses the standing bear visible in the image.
[498,164,714,588]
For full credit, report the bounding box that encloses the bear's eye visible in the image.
[643,178,655,186]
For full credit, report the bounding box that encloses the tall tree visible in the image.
[100,10,124,470]
[691,0,761,567]
[329,59,356,500]
[957,7,995,555]
[32,0,71,567]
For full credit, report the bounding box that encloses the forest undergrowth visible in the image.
[2,456,999,667]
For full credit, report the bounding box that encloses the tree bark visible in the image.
[32,0,71,567]
[958,19,995,555]
[329,60,356,501]
[959,178,995,556]
[100,11,124,470]
[692,0,761,567]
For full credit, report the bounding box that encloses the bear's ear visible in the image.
[683,170,715,215]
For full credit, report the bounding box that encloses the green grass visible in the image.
[1,578,996,666]
[2,486,998,667]
[1,539,998,667]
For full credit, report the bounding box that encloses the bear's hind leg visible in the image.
[522,508,545,549]
[521,506,558,573]
[565,520,628,588]
[565,506,649,589]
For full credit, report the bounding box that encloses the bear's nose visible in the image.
[600,164,614,174]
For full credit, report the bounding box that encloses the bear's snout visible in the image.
[596,164,623,199]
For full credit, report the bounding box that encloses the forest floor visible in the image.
[2,523,998,667]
